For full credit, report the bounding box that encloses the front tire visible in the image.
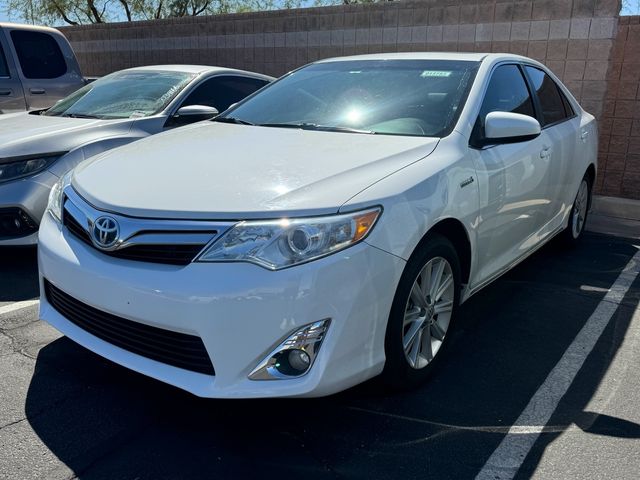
[382,234,461,389]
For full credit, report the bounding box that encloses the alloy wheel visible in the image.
[402,256,455,369]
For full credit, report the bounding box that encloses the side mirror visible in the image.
[170,105,219,126]
[483,111,541,145]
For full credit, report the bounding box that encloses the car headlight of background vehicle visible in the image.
[197,207,381,270]
[47,170,73,223]
[0,153,63,184]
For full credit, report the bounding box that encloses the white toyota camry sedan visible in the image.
[38,53,597,398]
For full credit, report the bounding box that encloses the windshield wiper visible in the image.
[62,113,100,119]
[259,122,375,134]
[213,117,255,125]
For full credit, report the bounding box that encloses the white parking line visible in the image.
[0,300,39,316]
[476,249,640,480]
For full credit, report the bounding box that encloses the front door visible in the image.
[469,64,554,289]
[0,29,26,113]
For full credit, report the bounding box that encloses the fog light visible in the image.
[248,319,330,380]
[288,349,310,371]
[0,207,38,238]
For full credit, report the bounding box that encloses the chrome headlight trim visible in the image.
[196,206,382,270]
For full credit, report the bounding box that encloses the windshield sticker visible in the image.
[421,70,452,78]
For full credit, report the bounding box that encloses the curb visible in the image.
[591,195,640,221]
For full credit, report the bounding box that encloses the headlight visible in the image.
[197,207,381,270]
[47,170,72,223]
[0,154,62,184]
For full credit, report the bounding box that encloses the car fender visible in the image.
[48,134,151,178]
[340,132,480,278]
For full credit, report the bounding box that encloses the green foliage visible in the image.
[3,0,309,25]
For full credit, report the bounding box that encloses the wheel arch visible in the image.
[585,163,596,208]
[414,218,472,285]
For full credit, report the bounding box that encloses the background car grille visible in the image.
[44,279,215,376]
[62,208,210,266]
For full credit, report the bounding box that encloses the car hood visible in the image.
[0,112,132,161]
[73,122,439,220]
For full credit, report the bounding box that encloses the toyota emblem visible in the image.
[92,216,120,249]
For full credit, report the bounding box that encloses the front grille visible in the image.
[0,207,38,239]
[63,209,91,243]
[62,208,210,266]
[44,280,215,376]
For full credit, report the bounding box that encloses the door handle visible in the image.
[0,89,11,96]
[540,147,551,159]
[580,130,589,141]
[30,88,45,95]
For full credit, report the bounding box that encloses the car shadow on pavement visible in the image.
[0,246,39,301]
[22,233,640,479]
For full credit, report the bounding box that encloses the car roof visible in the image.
[315,52,533,64]
[0,22,64,36]
[119,64,273,79]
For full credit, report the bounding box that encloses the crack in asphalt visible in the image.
[0,327,40,360]
[0,416,29,431]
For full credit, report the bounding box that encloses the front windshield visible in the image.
[221,60,479,137]
[45,70,196,119]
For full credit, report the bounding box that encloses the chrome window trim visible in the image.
[62,186,235,256]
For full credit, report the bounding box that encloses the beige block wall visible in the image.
[61,0,628,197]
[599,15,640,199]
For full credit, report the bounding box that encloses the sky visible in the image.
[1,3,638,26]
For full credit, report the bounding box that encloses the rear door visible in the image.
[0,27,26,113]
[7,28,82,110]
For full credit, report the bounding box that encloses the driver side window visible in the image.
[473,64,535,143]
[180,76,268,113]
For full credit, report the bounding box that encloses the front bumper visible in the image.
[38,212,406,398]
[0,170,58,246]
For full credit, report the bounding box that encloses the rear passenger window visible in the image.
[10,30,67,79]
[560,89,574,117]
[181,76,269,112]
[0,45,8,77]
[525,66,569,125]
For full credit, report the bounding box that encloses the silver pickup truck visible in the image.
[0,23,86,113]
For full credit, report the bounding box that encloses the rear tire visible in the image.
[561,174,591,246]
[381,234,461,390]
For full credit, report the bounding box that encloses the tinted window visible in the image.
[10,30,66,79]
[560,88,574,117]
[0,44,8,77]
[220,60,479,137]
[479,64,534,120]
[181,76,269,112]
[473,64,535,143]
[525,66,568,125]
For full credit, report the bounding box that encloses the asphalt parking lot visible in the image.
[1,228,639,480]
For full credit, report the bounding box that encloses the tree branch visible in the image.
[119,0,132,21]
[86,0,104,23]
